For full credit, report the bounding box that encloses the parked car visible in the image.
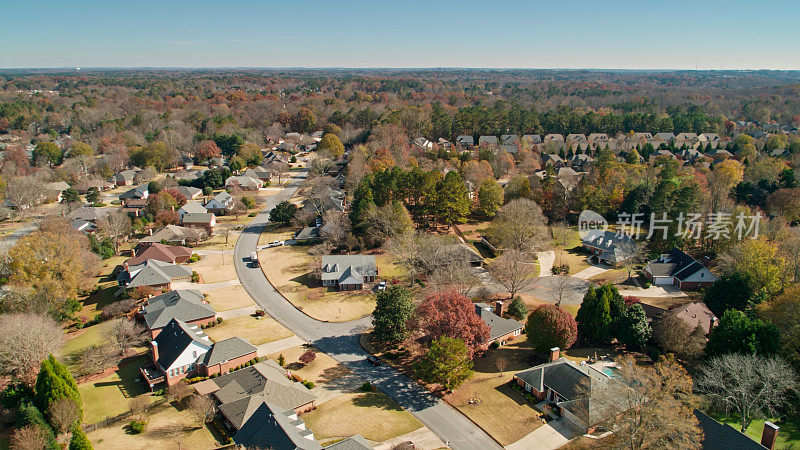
[268,240,284,247]
[366,356,380,366]
[377,281,387,291]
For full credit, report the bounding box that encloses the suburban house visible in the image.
[295,226,321,244]
[501,134,520,145]
[140,224,207,246]
[304,186,345,216]
[118,259,193,292]
[126,242,193,266]
[475,302,524,346]
[119,184,149,203]
[523,134,542,145]
[177,201,207,220]
[243,167,271,181]
[74,178,114,194]
[173,185,202,200]
[44,181,71,202]
[140,318,257,387]
[110,169,139,186]
[320,255,377,290]
[411,137,433,150]
[643,248,717,289]
[581,230,635,266]
[456,135,474,148]
[646,301,718,336]
[71,219,96,234]
[68,206,111,223]
[544,134,565,143]
[513,354,624,432]
[181,212,216,235]
[139,289,216,338]
[204,191,234,215]
[478,135,499,147]
[695,410,778,450]
[225,175,261,190]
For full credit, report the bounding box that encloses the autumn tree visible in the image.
[415,291,490,357]
[487,249,537,298]
[372,286,415,345]
[585,355,702,449]
[47,398,81,436]
[524,304,577,352]
[696,353,797,433]
[758,285,800,370]
[105,318,147,357]
[0,313,64,385]
[128,141,179,171]
[5,176,45,218]
[766,188,800,223]
[193,140,221,163]
[652,314,706,360]
[486,198,549,252]
[97,210,131,254]
[299,350,317,365]
[317,133,345,160]
[415,336,473,391]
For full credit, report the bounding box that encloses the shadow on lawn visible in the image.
[351,392,404,411]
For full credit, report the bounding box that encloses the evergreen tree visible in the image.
[35,356,82,425]
[415,336,473,391]
[615,303,651,349]
[434,171,470,226]
[575,285,613,343]
[350,175,375,229]
[706,309,780,356]
[372,286,415,345]
[507,296,528,320]
[69,427,93,450]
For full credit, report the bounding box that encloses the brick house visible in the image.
[204,191,234,215]
[117,259,193,293]
[181,212,216,235]
[319,255,377,291]
[643,248,717,289]
[139,290,216,338]
[475,302,523,346]
[141,319,257,388]
[126,242,193,266]
[581,230,635,267]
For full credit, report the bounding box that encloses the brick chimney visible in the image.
[150,341,159,365]
[494,301,505,317]
[761,421,779,450]
[549,347,560,362]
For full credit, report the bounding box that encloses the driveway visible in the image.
[537,250,555,277]
[0,221,38,252]
[523,276,590,305]
[572,264,610,280]
[234,170,502,450]
[618,285,687,298]
[505,419,577,450]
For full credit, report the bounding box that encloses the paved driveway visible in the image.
[524,276,590,305]
[618,285,687,298]
[233,171,502,450]
[537,250,555,277]
[505,419,577,450]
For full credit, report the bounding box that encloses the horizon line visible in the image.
[1,66,799,72]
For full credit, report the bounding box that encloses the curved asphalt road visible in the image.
[233,171,502,450]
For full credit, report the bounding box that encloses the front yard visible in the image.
[267,345,350,385]
[259,243,377,322]
[445,337,545,446]
[188,252,238,283]
[204,315,293,346]
[303,392,423,444]
[205,285,256,311]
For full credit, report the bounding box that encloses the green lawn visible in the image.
[61,320,115,361]
[713,414,800,448]
[78,356,152,424]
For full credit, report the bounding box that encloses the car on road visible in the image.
[366,355,380,366]
[376,281,387,291]
[250,251,259,267]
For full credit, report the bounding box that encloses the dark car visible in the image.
[366,355,380,366]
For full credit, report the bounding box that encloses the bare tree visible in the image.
[652,314,706,360]
[554,272,570,306]
[0,313,64,385]
[270,161,290,184]
[105,318,147,358]
[47,398,81,436]
[10,425,48,450]
[486,199,549,252]
[550,221,570,247]
[494,356,509,377]
[98,210,132,254]
[580,355,702,449]
[319,211,350,248]
[696,353,797,433]
[72,344,114,376]
[487,249,537,298]
[166,381,194,406]
[427,260,479,297]
[617,240,648,282]
[129,395,150,420]
[186,394,215,429]
[5,176,45,219]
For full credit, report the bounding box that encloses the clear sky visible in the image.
[2,0,799,70]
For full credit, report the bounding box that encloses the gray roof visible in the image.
[295,226,321,241]
[141,290,215,330]
[201,337,256,367]
[695,410,766,450]
[119,184,148,200]
[500,134,519,144]
[212,361,318,428]
[71,219,95,233]
[140,225,206,244]
[456,135,474,146]
[173,186,201,198]
[523,134,542,144]
[581,230,634,263]
[474,303,523,341]
[178,201,207,215]
[123,259,193,288]
[208,190,233,205]
[68,206,112,222]
[324,435,372,450]
[232,402,321,450]
[644,248,713,282]
[113,169,137,182]
[46,181,71,192]
[320,255,377,285]
[182,212,215,224]
[479,135,499,145]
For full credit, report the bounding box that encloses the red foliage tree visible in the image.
[415,291,490,357]
[193,140,221,163]
[524,304,578,353]
[623,296,641,306]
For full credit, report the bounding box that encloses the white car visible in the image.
[268,240,284,248]
[377,281,387,291]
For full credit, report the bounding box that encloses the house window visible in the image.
[700,272,704,278]
[169,369,174,377]
[181,366,185,374]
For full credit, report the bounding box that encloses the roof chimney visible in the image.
[494,301,505,317]
[151,341,159,365]
[761,421,779,450]
[550,347,560,362]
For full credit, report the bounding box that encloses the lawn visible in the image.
[446,336,544,446]
[551,245,591,275]
[712,414,800,449]
[303,392,423,443]
[192,229,239,251]
[86,404,219,449]
[78,356,151,424]
[189,252,238,283]
[205,285,256,311]
[204,315,293,346]
[259,244,376,322]
[375,254,408,281]
[61,320,116,361]
[257,225,294,246]
[267,345,350,385]
[589,268,630,285]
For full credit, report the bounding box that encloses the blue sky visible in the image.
[2,0,799,69]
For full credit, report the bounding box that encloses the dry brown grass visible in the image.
[267,345,350,385]
[204,315,293,346]
[189,252,238,283]
[205,285,256,311]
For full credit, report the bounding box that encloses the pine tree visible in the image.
[434,171,470,226]
[35,356,82,425]
[350,175,375,229]
[507,296,529,320]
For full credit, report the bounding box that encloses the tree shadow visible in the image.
[351,392,404,411]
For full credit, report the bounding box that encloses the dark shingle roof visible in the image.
[694,410,766,450]
[201,337,256,367]
[153,319,211,371]
[232,402,322,450]
[474,303,523,341]
[141,290,215,330]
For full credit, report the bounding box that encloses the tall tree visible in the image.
[317,133,345,160]
[372,286,415,345]
[434,171,471,227]
[415,336,473,391]
[487,249,537,298]
[758,285,800,370]
[575,284,617,344]
[486,198,549,252]
[477,178,504,218]
[705,309,779,356]
[524,304,578,352]
[415,291,490,357]
[0,313,64,385]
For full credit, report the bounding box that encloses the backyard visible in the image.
[78,356,151,424]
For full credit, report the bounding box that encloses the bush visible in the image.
[301,380,315,389]
[189,254,200,263]
[277,354,285,366]
[128,419,147,434]
[248,212,257,217]
[1,383,33,409]
[290,156,297,163]
[255,309,266,317]
[191,271,200,282]
[69,427,93,450]
[642,281,652,289]
[360,382,372,392]
[217,317,223,324]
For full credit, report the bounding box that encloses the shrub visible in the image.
[217,317,223,324]
[277,354,285,366]
[255,309,266,317]
[191,271,200,282]
[525,304,578,353]
[299,351,316,365]
[69,427,93,450]
[301,380,315,389]
[189,254,200,263]
[360,382,372,392]
[128,419,147,434]
[248,212,257,217]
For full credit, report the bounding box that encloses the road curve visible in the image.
[233,171,502,450]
